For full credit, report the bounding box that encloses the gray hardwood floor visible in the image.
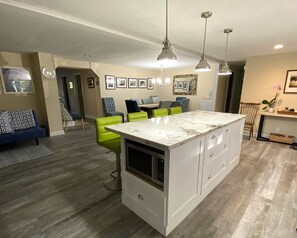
[0,125,296,238]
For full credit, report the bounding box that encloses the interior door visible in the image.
[66,75,82,116]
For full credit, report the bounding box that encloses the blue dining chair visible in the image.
[125,100,140,113]
[102,97,124,122]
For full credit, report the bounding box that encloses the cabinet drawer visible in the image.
[205,130,220,151]
[122,172,165,225]
[204,129,230,164]
[220,126,231,137]
[202,151,228,189]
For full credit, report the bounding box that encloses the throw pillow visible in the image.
[0,111,14,134]
[9,110,36,130]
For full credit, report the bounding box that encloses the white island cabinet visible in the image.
[106,110,245,236]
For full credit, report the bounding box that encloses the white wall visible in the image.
[241,52,297,137]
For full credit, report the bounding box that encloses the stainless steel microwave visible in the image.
[126,140,164,187]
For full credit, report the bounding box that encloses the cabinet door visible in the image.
[228,119,244,168]
[167,137,202,226]
[122,172,165,227]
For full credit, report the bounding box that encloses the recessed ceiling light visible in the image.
[274,44,283,49]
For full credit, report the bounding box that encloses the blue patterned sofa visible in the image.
[0,109,46,145]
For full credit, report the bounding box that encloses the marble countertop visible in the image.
[106,110,246,150]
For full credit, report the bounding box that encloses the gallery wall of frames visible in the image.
[105,75,154,90]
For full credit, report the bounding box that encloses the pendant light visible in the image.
[218,28,233,75]
[157,0,177,66]
[152,67,171,86]
[195,11,212,72]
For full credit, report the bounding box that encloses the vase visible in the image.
[268,107,275,113]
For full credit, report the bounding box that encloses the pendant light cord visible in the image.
[165,0,168,42]
[202,17,208,59]
[224,33,229,62]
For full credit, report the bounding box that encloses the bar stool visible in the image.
[169,106,182,115]
[95,116,122,191]
[127,112,148,122]
[152,108,168,118]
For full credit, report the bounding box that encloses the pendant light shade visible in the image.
[157,0,177,66]
[218,28,233,75]
[195,11,212,72]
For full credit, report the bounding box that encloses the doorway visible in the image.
[57,69,85,117]
[224,69,244,113]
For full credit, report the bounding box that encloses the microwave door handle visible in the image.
[151,155,156,181]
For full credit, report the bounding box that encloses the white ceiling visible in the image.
[0,0,296,69]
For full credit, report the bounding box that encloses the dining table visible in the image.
[138,103,159,118]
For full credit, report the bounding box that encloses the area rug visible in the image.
[0,143,54,168]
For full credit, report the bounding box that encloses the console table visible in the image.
[257,111,297,141]
[107,110,245,236]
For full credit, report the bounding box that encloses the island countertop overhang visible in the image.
[106,110,246,150]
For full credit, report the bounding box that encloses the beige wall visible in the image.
[241,52,297,137]
[0,52,49,126]
[1,52,222,137]
[94,63,160,114]
[0,52,64,136]
[162,63,219,111]
[37,52,64,135]
[55,58,160,116]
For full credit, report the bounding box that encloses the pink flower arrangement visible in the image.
[262,83,282,110]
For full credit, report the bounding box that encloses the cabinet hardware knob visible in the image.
[224,144,228,149]
[138,194,144,200]
[208,175,212,179]
[212,135,216,140]
[210,153,214,158]
[221,164,225,167]
[226,129,229,133]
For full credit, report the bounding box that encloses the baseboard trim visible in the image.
[50,130,65,137]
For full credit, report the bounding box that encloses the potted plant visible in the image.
[262,83,281,112]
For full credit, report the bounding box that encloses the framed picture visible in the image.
[0,67,34,94]
[284,70,297,94]
[173,74,198,95]
[87,77,95,88]
[147,78,154,90]
[116,77,127,88]
[105,75,116,90]
[128,78,138,88]
[138,78,147,88]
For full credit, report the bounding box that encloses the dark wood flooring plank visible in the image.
[0,126,297,238]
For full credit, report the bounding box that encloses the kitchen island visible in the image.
[107,110,245,236]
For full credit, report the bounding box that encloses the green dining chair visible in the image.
[152,108,168,118]
[169,106,182,115]
[127,111,148,122]
[95,115,122,191]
